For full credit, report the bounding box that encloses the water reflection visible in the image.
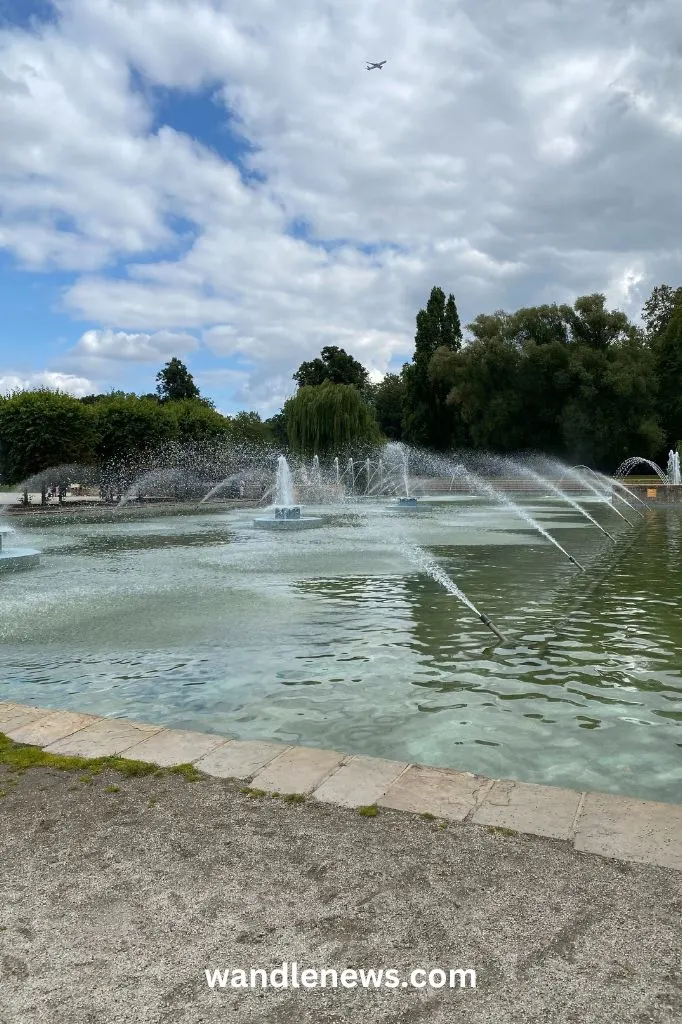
[0,502,680,802]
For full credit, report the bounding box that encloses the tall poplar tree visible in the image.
[402,286,462,449]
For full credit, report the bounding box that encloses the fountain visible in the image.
[502,457,617,543]
[0,524,41,573]
[615,457,669,485]
[5,441,682,806]
[448,462,586,571]
[253,455,323,530]
[614,453,682,507]
[386,444,420,509]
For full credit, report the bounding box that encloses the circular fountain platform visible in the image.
[0,526,41,571]
[253,517,323,530]
[0,548,41,572]
[388,497,421,510]
[253,505,324,530]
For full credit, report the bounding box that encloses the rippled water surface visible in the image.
[1,497,680,802]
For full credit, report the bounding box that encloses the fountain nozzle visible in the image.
[568,556,585,571]
[479,612,507,643]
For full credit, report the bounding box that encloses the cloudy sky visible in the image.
[0,0,679,414]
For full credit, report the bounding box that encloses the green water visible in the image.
[1,497,680,803]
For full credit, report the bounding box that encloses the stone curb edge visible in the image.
[1,701,680,872]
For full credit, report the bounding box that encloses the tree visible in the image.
[228,411,273,446]
[371,373,406,440]
[402,286,463,449]
[168,399,232,446]
[559,293,633,350]
[155,358,201,402]
[293,346,369,390]
[264,411,289,448]
[642,284,682,339]
[0,389,97,484]
[92,395,178,462]
[654,303,682,448]
[434,333,524,452]
[284,381,383,456]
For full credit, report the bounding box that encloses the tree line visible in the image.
[285,284,682,470]
[1,286,680,486]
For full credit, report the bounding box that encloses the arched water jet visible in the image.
[200,473,241,504]
[118,467,198,508]
[578,467,646,516]
[615,457,669,484]
[502,458,617,543]
[559,464,634,526]
[450,463,585,571]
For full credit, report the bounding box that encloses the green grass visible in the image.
[0,731,204,784]
[487,825,519,837]
[358,804,378,817]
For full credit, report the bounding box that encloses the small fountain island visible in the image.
[0,525,41,573]
[253,456,324,530]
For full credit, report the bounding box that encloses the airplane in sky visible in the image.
[366,60,387,70]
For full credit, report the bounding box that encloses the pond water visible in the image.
[1,497,680,803]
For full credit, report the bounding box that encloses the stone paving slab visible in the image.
[194,740,291,780]
[251,745,346,795]
[3,700,682,871]
[43,717,163,758]
[122,728,229,767]
[470,778,582,840]
[313,755,408,808]
[0,710,51,734]
[379,765,494,821]
[574,792,682,870]
[0,702,48,727]
[0,701,27,716]
[4,711,98,747]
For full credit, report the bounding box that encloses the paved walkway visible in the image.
[1,702,681,1023]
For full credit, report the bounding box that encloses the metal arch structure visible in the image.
[614,457,670,484]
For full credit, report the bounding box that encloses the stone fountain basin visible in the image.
[253,517,323,530]
[253,504,324,529]
[0,548,41,572]
[388,497,421,510]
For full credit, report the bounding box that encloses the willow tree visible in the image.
[284,381,383,456]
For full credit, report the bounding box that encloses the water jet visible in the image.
[253,455,323,530]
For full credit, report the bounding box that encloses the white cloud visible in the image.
[72,328,198,361]
[0,372,96,397]
[0,0,680,410]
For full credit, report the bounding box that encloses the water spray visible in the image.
[401,541,508,645]
[503,457,617,543]
[449,463,585,571]
[567,465,635,526]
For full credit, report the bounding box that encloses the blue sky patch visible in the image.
[0,0,57,32]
